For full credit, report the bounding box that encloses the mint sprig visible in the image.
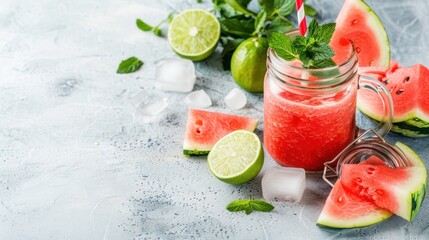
[268,19,336,69]
[136,13,174,37]
[226,197,274,215]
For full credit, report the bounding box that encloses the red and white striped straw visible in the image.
[295,0,307,36]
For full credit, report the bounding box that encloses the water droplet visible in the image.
[356,47,361,53]
[396,89,404,95]
[338,196,343,202]
[351,19,358,25]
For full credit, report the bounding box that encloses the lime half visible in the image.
[208,130,264,185]
[168,9,220,61]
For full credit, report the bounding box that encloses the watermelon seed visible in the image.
[369,61,374,66]
[338,196,343,203]
[403,76,410,83]
[356,47,361,53]
[354,177,362,183]
[351,19,358,25]
[195,119,203,125]
[396,89,404,95]
[196,127,202,134]
[368,167,375,171]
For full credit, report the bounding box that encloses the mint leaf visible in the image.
[313,23,336,44]
[226,199,250,212]
[258,0,294,16]
[268,32,296,61]
[224,0,256,16]
[167,13,174,23]
[249,200,275,212]
[153,27,162,37]
[274,0,294,16]
[307,19,319,39]
[312,59,336,68]
[265,16,293,33]
[117,57,143,74]
[220,17,255,38]
[226,198,274,215]
[136,19,152,31]
[304,4,317,16]
[292,35,307,54]
[258,0,275,15]
[254,10,267,34]
[219,4,243,18]
[311,44,335,60]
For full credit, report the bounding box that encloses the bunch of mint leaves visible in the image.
[268,19,336,69]
[214,0,316,69]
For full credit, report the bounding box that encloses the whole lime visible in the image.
[231,37,268,93]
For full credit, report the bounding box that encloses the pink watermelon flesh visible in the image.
[341,163,427,221]
[358,63,429,122]
[317,159,392,228]
[330,0,389,67]
[183,109,258,156]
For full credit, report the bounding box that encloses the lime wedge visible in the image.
[208,130,264,185]
[168,9,220,61]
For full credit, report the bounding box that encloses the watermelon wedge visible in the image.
[183,109,258,156]
[358,63,429,137]
[317,158,393,229]
[330,0,390,67]
[317,181,393,229]
[318,142,427,228]
[341,164,427,221]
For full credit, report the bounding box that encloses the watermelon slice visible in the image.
[317,158,393,229]
[317,181,393,228]
[318,142,427,228]
[340,164,427,221]
[358,63,429,137]
[183,109,258,156]
[330,0,390,67]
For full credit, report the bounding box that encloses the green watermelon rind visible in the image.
[356,105,429,137]
[183,149,210,156]
[391,123,429,137]
[393,166,427,221]
[317,210,393,229]
[395,142,428,221]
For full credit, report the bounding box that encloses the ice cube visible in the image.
[130,90,168,115]
[262,166,306,203]
[224,88,247,109]
[155,58,196,92]
[183,89,212,108]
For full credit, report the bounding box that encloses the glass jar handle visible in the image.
[357,75,394,137]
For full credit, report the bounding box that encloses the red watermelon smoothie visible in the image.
[264,30,359,171]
